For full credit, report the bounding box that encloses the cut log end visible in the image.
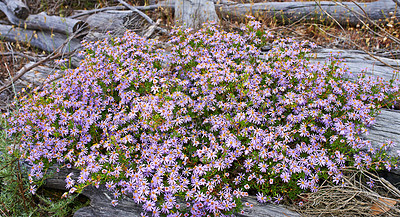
[5,0,30,20]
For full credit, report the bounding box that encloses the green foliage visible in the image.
[0,114,89,216]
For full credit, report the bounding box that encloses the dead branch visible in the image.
[116,0,158,25]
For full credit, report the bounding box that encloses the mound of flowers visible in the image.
[5,19,400,216]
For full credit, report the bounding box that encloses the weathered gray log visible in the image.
[23,12,89,36]
[364,109,400,159]
[0,24,81,53]
[175,0,220,29]
[3,0,29,19]
[18,61,55,86]
[306,48,400,82]
[0,2,88,35]
[216,0,399,27]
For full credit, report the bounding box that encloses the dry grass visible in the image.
[294,168,400,217]
[25,0,115,16]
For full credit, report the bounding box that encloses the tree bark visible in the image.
[175,0,220,29]
[216,0,400,27]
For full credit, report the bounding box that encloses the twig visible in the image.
[4,63,17,97]
[0,203,9,217]
[296,168,400,216]
[0,55,61,93]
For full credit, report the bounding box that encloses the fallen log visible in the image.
[24,12,89,36]
[0,2,88,35]
[0,24,81,53]
[305,48,400,82]
[69,0,399,28]
[3,0,29,19]
[216,0,400,27]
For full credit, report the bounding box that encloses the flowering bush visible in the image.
[6,19,400,216]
